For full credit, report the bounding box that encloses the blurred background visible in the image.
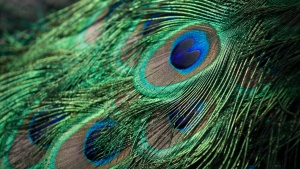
[0,0,78,34]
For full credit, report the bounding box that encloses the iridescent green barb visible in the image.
[0,0,300,169]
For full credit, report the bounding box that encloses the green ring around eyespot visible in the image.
[44,109,105,169]
[133,22,224,98]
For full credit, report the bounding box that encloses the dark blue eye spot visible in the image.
[170,38,200,69]
[28,107,67,149]
[168,101,204,132]
[169,30,210,74]
[84,119,120,166]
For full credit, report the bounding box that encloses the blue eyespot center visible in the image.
[84,119,120,166]
[28,107,67,149]
[170,38,200,69]
[168,101,204,132]
[169,30,210,74]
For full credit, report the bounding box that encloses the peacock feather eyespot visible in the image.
[83,119,121,166]
[44,111,131,169]
[134,24,221,97]
[136,98,215,160]
[3,106,68,169]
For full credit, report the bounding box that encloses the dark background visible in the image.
[0,0,78,34]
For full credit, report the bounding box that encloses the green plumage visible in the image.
[0,0,300,168]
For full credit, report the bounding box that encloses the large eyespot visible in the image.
[136,99,215,159]
[134,24,221,97]
[45,111,131,169]
[3,106,67,169]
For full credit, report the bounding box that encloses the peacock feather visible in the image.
[1,0,300,168]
